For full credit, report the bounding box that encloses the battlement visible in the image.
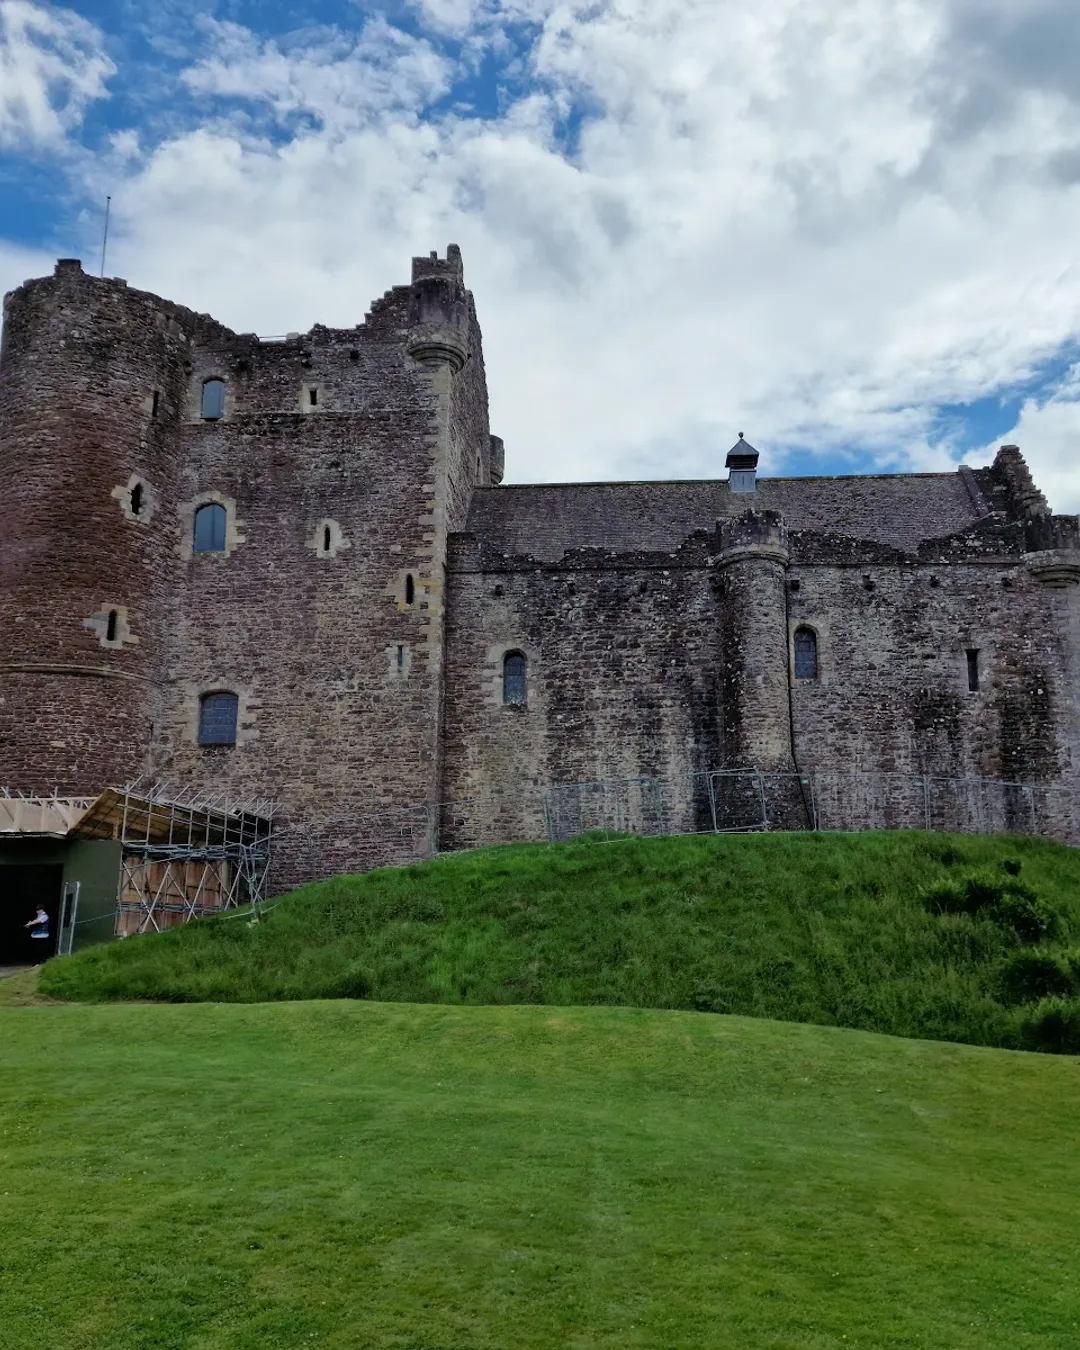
[411,244,464,285]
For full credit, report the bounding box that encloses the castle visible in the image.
[1,247,1079,951]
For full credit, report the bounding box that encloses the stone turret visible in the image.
[716,507,789,564]
[488,434,505,486]
[1023,514,1080,588]
[407,244,470,371]
[714,510,796,772]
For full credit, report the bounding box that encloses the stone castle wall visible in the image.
[440,534,725,847]
[443,471,1080,846]
[2,251,1078,890]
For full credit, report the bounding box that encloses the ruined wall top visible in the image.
[992,443,1051,519]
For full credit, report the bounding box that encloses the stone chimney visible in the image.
[726,434,759,494]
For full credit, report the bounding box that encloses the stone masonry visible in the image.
[2,250,1078,890]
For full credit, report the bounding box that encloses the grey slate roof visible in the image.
[463,472,986,562]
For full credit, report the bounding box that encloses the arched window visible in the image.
[503,651,527,705]
[198,692,239,746]
[193,502,227,554]
[200,378,226,420]
[793,627,818,680]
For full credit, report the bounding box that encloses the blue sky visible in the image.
[2,0,1079,508]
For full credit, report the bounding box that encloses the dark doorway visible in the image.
[0,866,63,964]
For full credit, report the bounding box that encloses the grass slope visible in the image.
[42,831,1080,1051]
[2,1002,1080,1349]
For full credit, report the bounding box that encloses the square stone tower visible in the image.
[0,247,495,887]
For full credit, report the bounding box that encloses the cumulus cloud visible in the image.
[6,0,1080,509]
[181,17,452,132]
[0,0,113,148]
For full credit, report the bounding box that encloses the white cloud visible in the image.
[0,238,58,300]
[9,0,1080,510]
[181,17,452,132]
[0,0,113,148]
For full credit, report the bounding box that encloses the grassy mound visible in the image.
[41,830,1080,1051]
[3,1000,1080,1349]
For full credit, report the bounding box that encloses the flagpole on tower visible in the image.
[100,196,112,278]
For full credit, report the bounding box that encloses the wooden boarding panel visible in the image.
[117,857,236,935]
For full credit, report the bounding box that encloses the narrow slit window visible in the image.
[308,388,318,407]
[405,574,415,606]
[503,651,527,705]
[130,482,144,517]
[396,645,405,670]
[967,649,980,692]
[200,378,226,420]
[198,692,239,746]
[106,610,118,642]
[150,390,160,419]
[323,525,332,552]
[193,502,227,554]
[793,627,818,680]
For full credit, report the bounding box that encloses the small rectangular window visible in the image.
[308,388,318,406]
[198,692,239,746]
[966,649,980,692]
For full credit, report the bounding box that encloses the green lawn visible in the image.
[41,831,1080,1052]
[2,999,1079,1349]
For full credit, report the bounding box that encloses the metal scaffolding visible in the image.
[75,779,277,936]
[1,780,276,937]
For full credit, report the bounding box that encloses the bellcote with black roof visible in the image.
[726,434,759,494]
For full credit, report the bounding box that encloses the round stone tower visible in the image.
[715,508,795,774]
[712,506,811,829]
[0,259,190,793]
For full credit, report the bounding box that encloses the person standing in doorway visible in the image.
[25,905,49,946]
